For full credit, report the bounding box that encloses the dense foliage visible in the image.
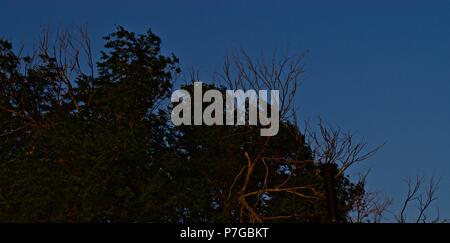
[0,27,363,222]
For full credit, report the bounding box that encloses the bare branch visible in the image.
[394,175,441,223]
[215,48,306,121]
[305,118,383,177]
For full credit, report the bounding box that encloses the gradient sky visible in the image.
[1,0,450,221]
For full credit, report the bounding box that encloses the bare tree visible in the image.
[215,49,382,222]
[36,25,95,112]
[394,175,442,223]
[0,26,94,133]
[216,48,306,121]
[349,174,443,223]
[213,49,320,222]
[305,119,384,177]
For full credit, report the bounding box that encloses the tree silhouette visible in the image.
[0,26,407,223]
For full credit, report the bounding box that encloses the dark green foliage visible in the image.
[0,27,363,222]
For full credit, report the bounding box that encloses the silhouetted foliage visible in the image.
[0,27,364,222]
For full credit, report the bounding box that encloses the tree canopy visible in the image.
[0,27,366,222]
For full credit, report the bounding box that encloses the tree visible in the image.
[0,27,379,223]
[0,26,179,222]
[165,50,373,223]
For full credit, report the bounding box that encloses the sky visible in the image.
[1,0,450,221]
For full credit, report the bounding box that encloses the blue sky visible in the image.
[1,0,450,220]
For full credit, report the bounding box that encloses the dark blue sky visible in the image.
[2,0,450,220]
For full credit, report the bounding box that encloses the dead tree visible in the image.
[305,119,383,177]
[36,26,95,112]
[0,26,94,135]
[216,49,381,222]
[395,175,442,223]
